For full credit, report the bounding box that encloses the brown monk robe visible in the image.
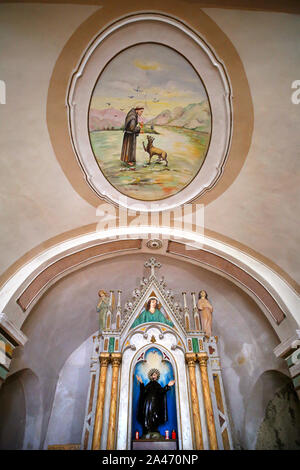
[120,105,144,165]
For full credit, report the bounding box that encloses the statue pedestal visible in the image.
[132,439,177,450]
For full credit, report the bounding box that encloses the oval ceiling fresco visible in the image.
[88,43,212,202]
[67,14,233,212]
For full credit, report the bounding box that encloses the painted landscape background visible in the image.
[89,44,211,201]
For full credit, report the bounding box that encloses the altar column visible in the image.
[92,353,110,450]
[106,353,122,450]
[185,353,203,450]
[197,353,218,450]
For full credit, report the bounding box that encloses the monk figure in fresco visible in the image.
[136,368,175,438]
[197,290,213,338]
[120,103,144,166]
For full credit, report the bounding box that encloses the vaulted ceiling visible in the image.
[0,0,299,342]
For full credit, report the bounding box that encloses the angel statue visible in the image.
[197,290,213,338]
[131,297,174,329]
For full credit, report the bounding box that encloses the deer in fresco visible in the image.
[143,135,168,167]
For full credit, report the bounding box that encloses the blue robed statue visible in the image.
[131,297,174,329]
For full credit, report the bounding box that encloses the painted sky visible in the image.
[91,43,208,119]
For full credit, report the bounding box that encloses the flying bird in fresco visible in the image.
[128,95,135,99]
[106,102,111,106]
[153,98,160,102]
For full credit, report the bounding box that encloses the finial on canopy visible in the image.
[145,257,161,277]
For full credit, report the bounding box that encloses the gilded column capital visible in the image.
[110,353,122,367]
[99,353,110,366]
[197,353,208,366]
[185,353,197,366]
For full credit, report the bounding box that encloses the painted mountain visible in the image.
[146,101,211,133]
[89,108,126,131]
[89,101,210,133]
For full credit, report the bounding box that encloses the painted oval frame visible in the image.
[88,42,213,202]
[68,14,233,212]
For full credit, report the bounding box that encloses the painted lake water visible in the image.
[90,126,210,201]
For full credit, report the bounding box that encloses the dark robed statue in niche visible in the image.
[136,368,175,439]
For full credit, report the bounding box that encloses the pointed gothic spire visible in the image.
[116,290,122,330]
[182,291,191,331]
[191,292,201,331]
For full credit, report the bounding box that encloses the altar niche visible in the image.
[132,347,177,447]
[80,258,233,450]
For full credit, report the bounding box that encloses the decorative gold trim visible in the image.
[48,444,80,450]
[197,353,218,450]
[185,353,203,450]
[107,353,122,450]
[92,353,110,450]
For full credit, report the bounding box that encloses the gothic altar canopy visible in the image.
[81,258,233,450]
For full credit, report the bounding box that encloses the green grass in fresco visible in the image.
[90,126,210,201]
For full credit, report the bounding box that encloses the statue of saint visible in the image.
[131,297,174,329]
[136,368,175,438]
[197,290,213,338]
[96,289,109,331]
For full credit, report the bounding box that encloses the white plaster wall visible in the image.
[6,253,289,449]
[43,334,93,448]
[243,370,290,450]
[0,3,99,274]
[0,4,299,285]
[203,9,300,282]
